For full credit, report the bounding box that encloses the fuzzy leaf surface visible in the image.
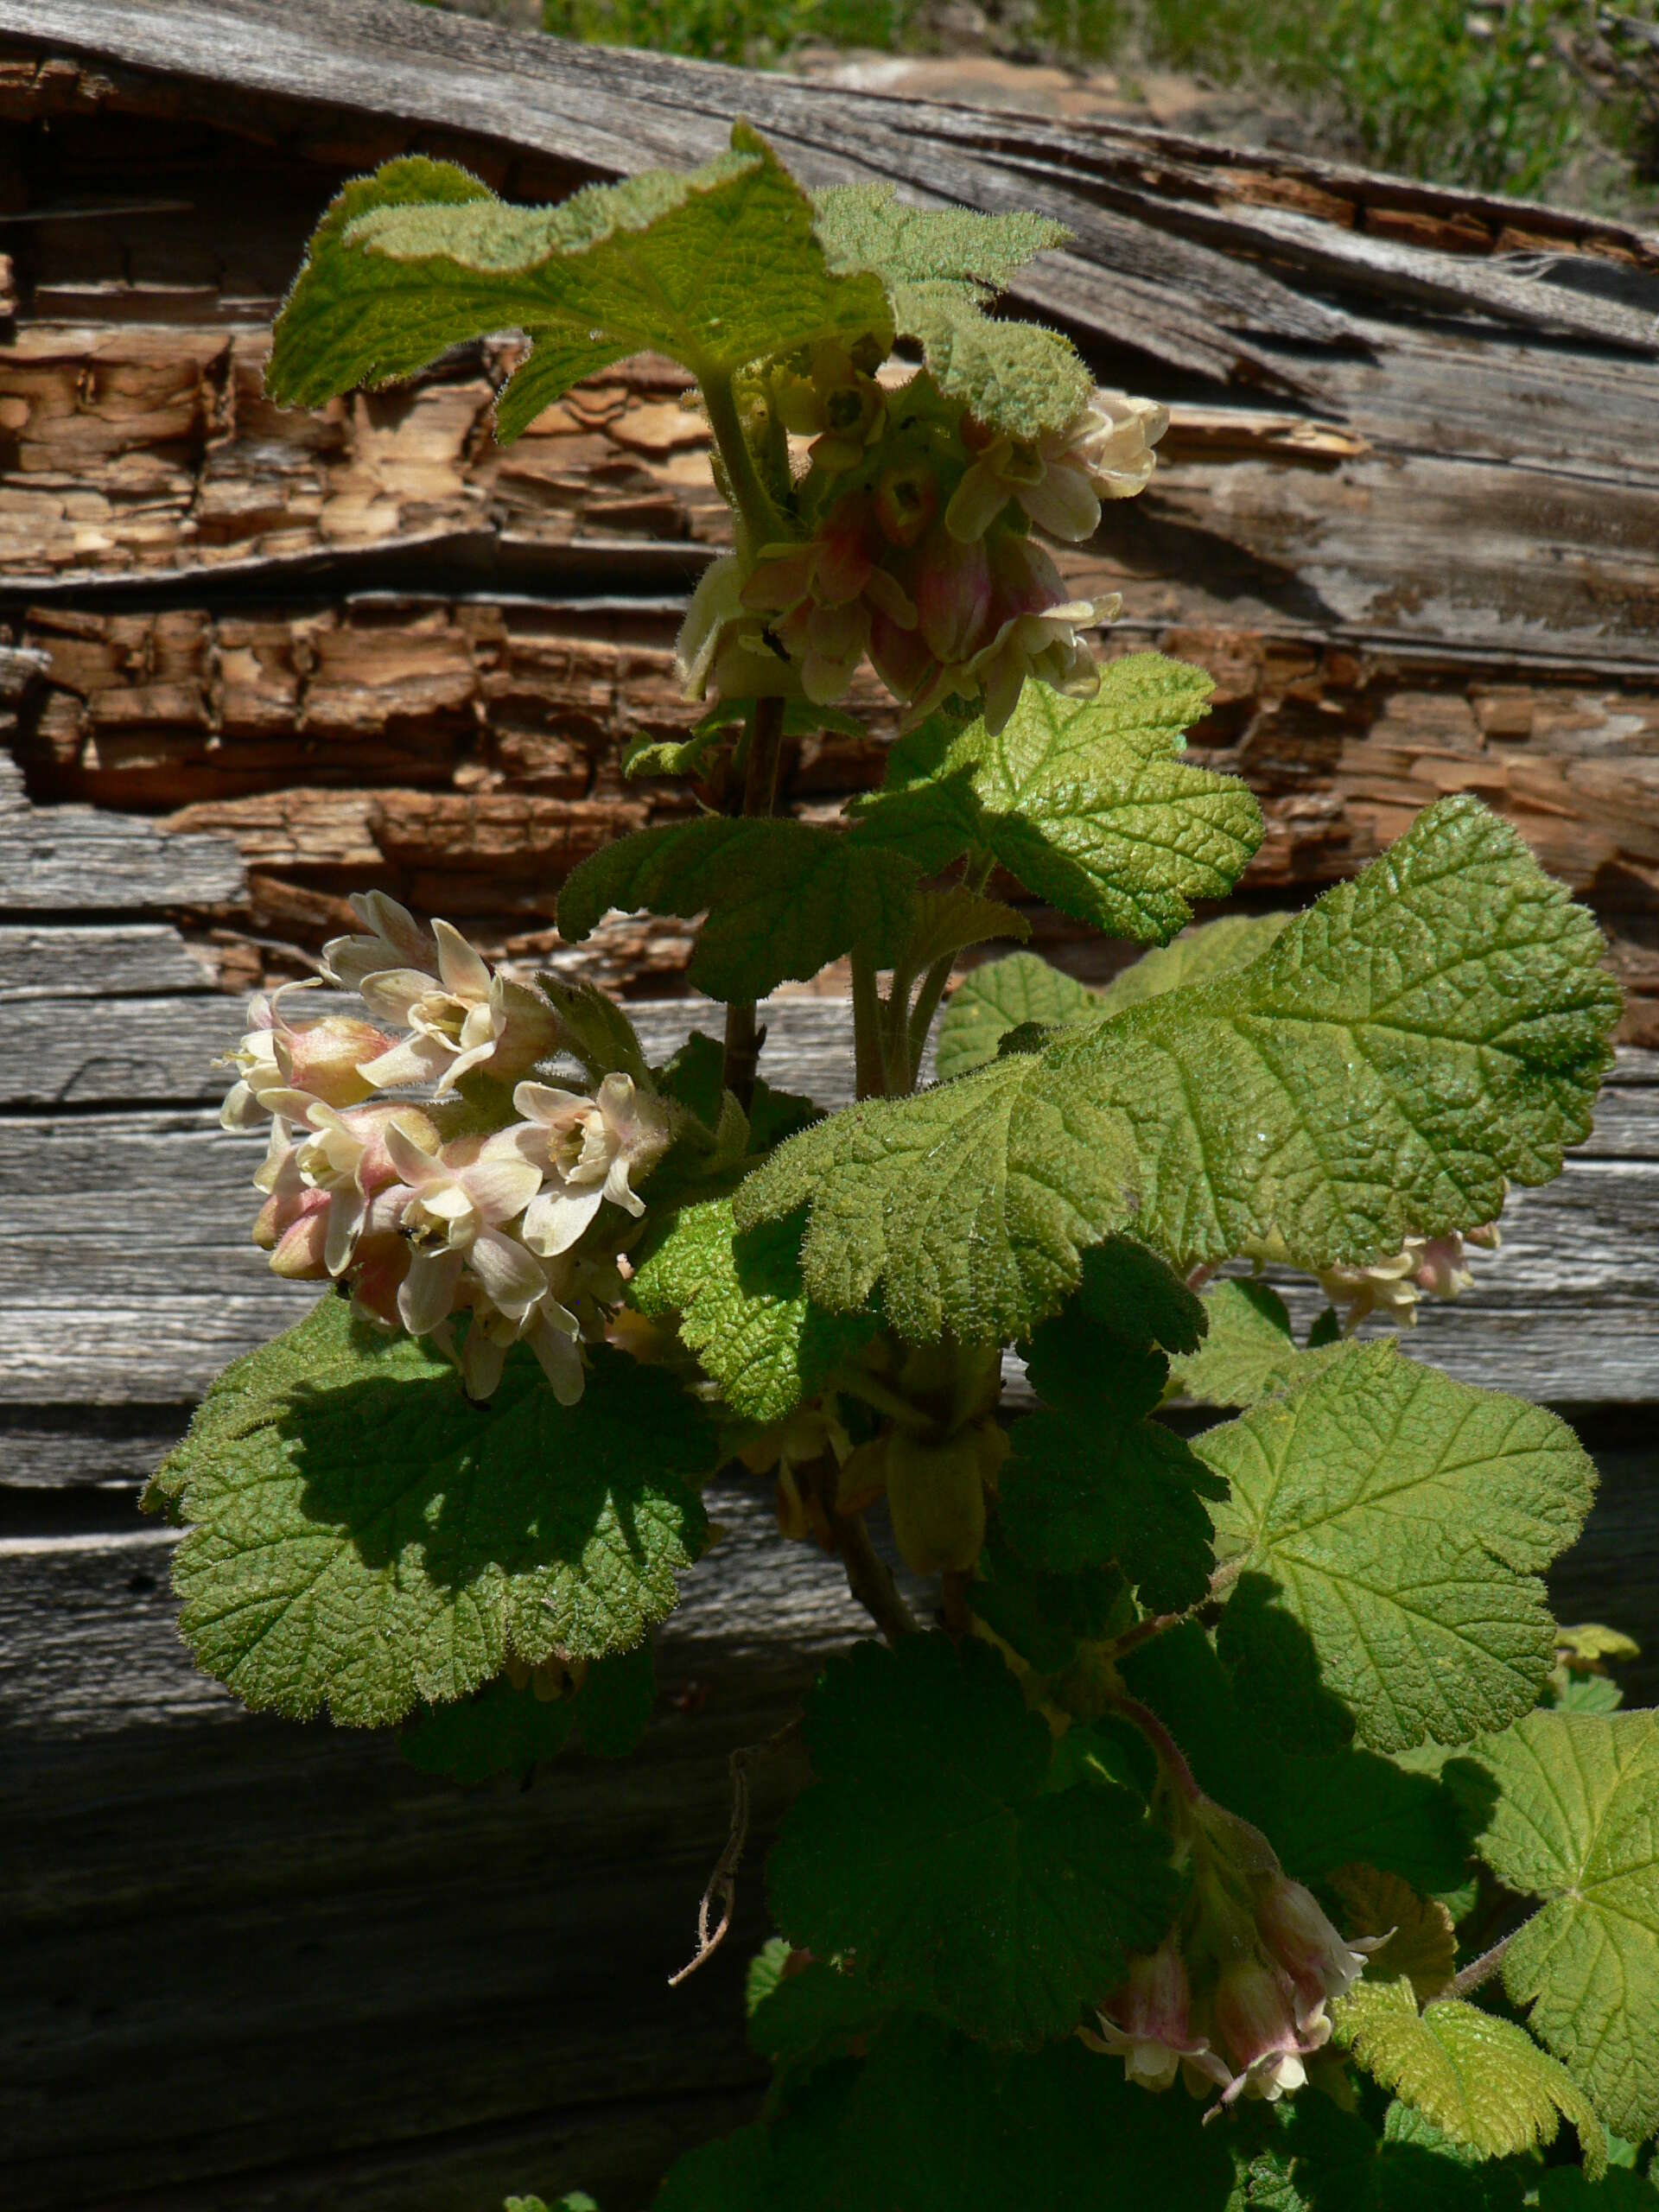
[1469,1709,1659,2141]
[739,797,1619,1344]
[559,817,918,1002]
[629,1198,874,1422]
[155,1300,711,1726]
[1205,1344,1596,1752]
[934,913,1289,1081]
[814,185,1070,292]
[400,1643,654,1782]
[767,1633,1179,2046]
[852,658,1259,944]
[1336,1980,1606,2175]
[268,126,891,430]
[1091,909,1294,1016]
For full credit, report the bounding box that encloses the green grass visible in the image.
[536,0,1659,210]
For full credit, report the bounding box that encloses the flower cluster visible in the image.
[221,894,671,1403]
[677,359,1166,734]
[1087,1793,1382,2110]
[1317,1224,1500,1330]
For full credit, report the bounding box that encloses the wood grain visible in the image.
[2,10,1657,2207]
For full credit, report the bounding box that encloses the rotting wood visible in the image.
[1,16,1657,2206]
[0,1,1656,1036]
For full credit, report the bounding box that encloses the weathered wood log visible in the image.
[3,9,1659,2208]
[2,0,1658,1033]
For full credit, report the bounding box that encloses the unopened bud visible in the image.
[276,1016,392,1109]
[884,1431,987,1576]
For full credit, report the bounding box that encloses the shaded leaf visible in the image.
[153,1300,711,1726]
[1205,1344,1596,1752]
[559,817,918,1002]
[768,1634,1179,2046]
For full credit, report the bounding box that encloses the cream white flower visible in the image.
[219,982,392,1130]
[1318,1224,1498,1329]
[321,891,436,994]
[510,1074,671,1257]
[945,389,1169,546]
[382,1120,547,1334]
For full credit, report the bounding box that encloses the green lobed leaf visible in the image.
[1002,1313,1224,1612]
[767,1633,1179,2047]
[628,1198,874,1423]
[934,913,1291,1082]
[154,1300,712,1726]
[1204,1343,1596,1753]
[558,817,919,1003]
[935,950,1102,1080]
[1173,1280,1344,1409]
[1335,1980,1606,2177]
[737,795,1620,1345]
[1123,1622,1479,1892]
[885,279,1096,442]
[814,184,1070,293]
[400,1643,655,1783]
[851,658,1261,944]
[747,1958,897,2083]
[969,1522,1128,1677]
[1468,1708,1659,2142]
[1239,2091,1532,2212]
[268,125,893,434]
[658,2013,1238,2212]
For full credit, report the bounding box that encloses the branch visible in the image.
[668,1713,802,1987]
[721,690,786,1112]
[1449,1923,1529,2000]
[833,1510,918,1646]
[1106,1690,1205,1804]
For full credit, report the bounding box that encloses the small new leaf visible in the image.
[400,1642,655,1783]
[558,817,918,1003]
[629,1198,875,1423]
[1002,1311,1224,1611]
[936,951,1102,1080]
[1092,910,1293,1017]
[768,1634,1179,2046]
[1173,1281,1344,1409]
[1469,1708,1659,2142]
[152,1300,712,1726]
[852,658,1260,944]
[1205,1344,1596,1752]
[1335,1980,1607,2177]
[268,125,892,434]
[739,796,1619,1345]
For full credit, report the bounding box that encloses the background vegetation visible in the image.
[530,0,1659,210]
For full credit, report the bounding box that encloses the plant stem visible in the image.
[1449,1924,1527,2000]
[1107,1690,1205,1804]
[721,692,786,1113]
[834,1370,934,1430]
[834,1510,918,1647]
[699,369,781,551]
[1108,1609,1187,1662]
[906,950,957,1084]
[852,946,887,1100]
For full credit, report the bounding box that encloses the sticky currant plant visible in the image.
[141,124,1658,2209]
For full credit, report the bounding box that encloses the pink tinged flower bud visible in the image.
[1255,1876,1382,2017]
[812,493,880,607]
[269,1204,333,1280]
[275,1016,392,1110]
[916,525,992,665]
[1211,1960,1308,2101]
[1412,1233,1477,1301]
